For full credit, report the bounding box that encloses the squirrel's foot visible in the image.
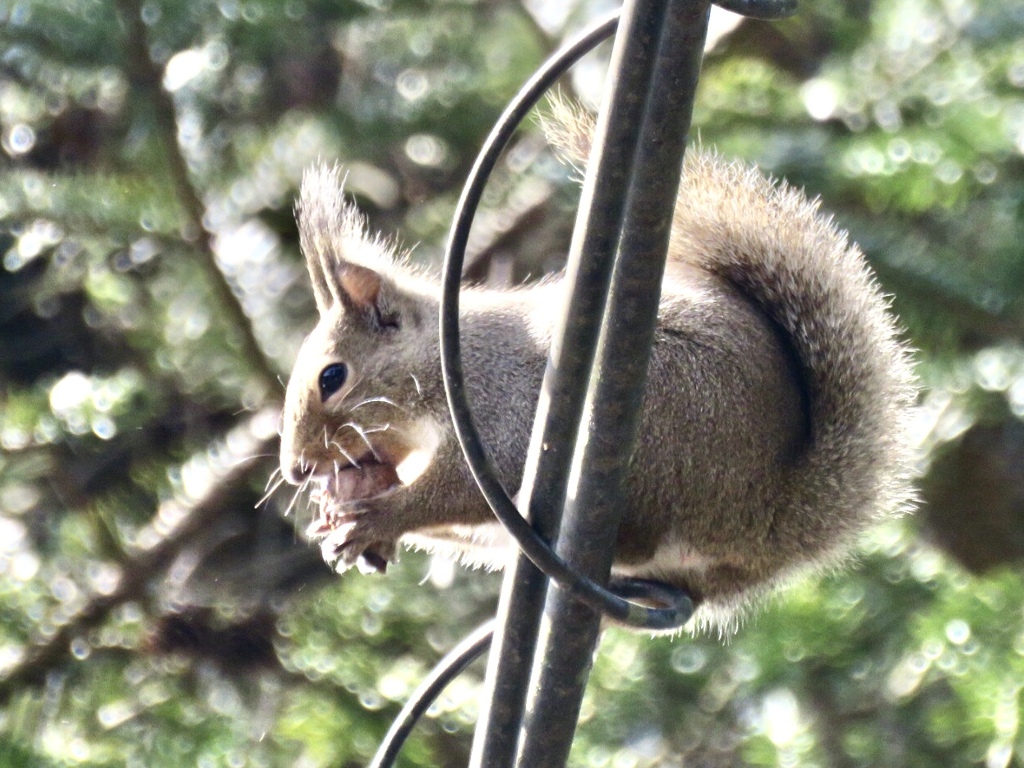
[309,502,399,575]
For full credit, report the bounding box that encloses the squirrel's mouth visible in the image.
[314,456,402,506]
[308,418,439,522]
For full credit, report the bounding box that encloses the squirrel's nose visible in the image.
[282,457,314,486]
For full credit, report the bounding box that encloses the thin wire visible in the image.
[440,9,694,631]
[368,621,495,768]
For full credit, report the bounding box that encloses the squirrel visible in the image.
[278,104,918,629]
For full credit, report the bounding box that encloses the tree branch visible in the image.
[113,0,281,396]
[0,408,280,705]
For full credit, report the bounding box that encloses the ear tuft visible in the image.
[297,164,398,319]
[297,165,360,312]
[337,262,401,330]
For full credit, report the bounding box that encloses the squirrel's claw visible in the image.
[314,506,397,575]
[357,550,390,574]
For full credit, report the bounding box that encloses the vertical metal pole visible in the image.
[469,1,710,766]
[517,3,709,763]
[467,5,663,764]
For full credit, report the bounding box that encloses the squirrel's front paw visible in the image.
[308,504,398,575]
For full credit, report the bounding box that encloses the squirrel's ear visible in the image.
[296,165,402,329]
[305,249,335,315]
[297,164,389,318]
[332,262,401,330]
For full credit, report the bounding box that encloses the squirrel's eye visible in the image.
[318,363,348,402]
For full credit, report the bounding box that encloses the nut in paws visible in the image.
[310,506,397,574]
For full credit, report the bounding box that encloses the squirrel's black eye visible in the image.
[318,363,348,402]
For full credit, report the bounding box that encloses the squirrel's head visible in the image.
[280,165,440,504]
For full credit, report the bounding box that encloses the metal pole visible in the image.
[517,2,710,762]
[469,1,710,765]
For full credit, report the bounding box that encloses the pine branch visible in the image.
[0,170,182,237]
[0,408,281,706]
[113,0,281,397]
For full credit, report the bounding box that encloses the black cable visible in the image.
[368,621,495,768]
[440,9,694,632]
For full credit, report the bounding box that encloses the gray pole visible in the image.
[514,1,710,764]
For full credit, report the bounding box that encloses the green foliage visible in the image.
[1,0,1024,767]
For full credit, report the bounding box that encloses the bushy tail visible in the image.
[671,152,918,556]
[544,99,918,558]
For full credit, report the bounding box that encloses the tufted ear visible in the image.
[336,262,381,310]
[297,164,349,313]
[305,249,335,315]
[296,165,401,328]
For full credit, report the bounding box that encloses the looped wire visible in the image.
[440,7,700,632]
[369,621,495,768]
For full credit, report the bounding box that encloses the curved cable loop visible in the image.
[441,8,700,631]
[441,1,799,629]
[369,621,495,768]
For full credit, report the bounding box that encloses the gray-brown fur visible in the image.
[279,112,917,631]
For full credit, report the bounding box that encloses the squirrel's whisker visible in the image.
[330,440,361,469]
[343,422,383,463]
[263,466,283,492]
[283,486,303,518]
[351,396,404,413]
[256,475,287,508]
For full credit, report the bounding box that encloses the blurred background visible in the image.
[1,0,1024,766]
